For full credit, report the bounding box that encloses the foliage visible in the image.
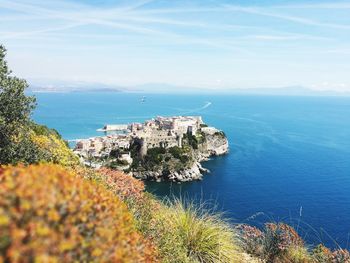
[236,224,265,256]
[79,167,180,260]
[132,146,192,173]
[184,133,199,149]
[169,146,183,159]
[312,245,333,263]
[281,246,313,263]
[107,159,129,169]
[84,168,244,262]
[0,45,76,166]
[237,222,350,263]
[0,45,37,164]
[195,131,206,145]
[72,167,350,263]
[30,122,62,139]
[96,168,145,201]
[31,124,79,166]
[238,223,309,262]
[128,195,244,263]
[109,148,129,159]
[162,199,243,263]
[144,147,165,165]
[146,147,166,162]
[169,146,190,163]
[213,131,226,140]
[264,223,304,259]
[0,164,157,262]
[331,249,350,263]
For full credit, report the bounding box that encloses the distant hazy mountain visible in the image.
[133,84,350,96]
[28,80,124,93]
[28,80,350,96]
[227,86,350,96]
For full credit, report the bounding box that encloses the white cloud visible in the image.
[1,0,349,91]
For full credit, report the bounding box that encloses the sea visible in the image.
[32,92,350,249]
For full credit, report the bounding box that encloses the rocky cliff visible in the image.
[131,128,229,182]
[202,129,229,156]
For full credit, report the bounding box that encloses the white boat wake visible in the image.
[199,101,212,110]
[188,101,212,113]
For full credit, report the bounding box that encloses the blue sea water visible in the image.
[32,92,350,248]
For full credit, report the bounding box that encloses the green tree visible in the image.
[0,45,38,164]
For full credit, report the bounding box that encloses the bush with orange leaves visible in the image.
[0,164,157,262]
[98,167,145,201]
[76,167,161,236]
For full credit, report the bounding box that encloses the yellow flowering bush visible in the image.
[31,132,79,166]
[0,164,158,262]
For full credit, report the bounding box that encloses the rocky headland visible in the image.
[128,127,228,182]
[74,116,229,182]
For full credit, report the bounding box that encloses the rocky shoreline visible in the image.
[74,115,229,182]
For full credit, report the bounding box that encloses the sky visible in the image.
[1,0,350,92]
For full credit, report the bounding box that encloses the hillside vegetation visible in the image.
[1,44,350,262]
[83,168,350,263]
[1,163,350,262]
[0,45,77,166]
[0,164,157,262]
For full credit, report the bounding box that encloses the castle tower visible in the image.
[177,134,183,148]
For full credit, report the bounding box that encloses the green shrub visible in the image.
[214,131,226,138]
[143,147,165,166]
[147,147,166,156]
[188,134,199,149]
[0,45,37,165]
[282,246,313,263]
[312,244,332,263]
[0,46,76,166]
[169,146,183,159]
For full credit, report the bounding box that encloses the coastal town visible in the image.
[74,115,229,181]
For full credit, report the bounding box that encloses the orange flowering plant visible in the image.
[0,164,157,262]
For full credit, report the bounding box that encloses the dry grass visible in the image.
[95,168,245,262]
[161,199,244,263]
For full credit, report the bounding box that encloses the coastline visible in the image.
[73,115,229,182]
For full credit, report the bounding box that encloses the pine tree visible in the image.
[0,45,38,164]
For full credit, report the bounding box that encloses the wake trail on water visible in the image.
[101,102,213,122]
[198,101,212,111]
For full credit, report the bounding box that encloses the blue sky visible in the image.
[1,0,350,91]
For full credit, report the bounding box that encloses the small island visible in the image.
[74,116,229,182]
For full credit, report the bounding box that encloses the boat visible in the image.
[97,124,128,132]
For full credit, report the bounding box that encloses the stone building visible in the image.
[135,129,182,156]
[75,139,90,151]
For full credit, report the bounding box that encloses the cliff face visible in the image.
[133,161,206,182]
[202,130,229,156]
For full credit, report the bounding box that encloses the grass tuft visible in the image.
[161,198,243,263]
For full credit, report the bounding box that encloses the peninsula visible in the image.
[74,116,229,182]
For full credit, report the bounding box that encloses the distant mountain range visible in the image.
[224,86,350,96]
[28,81,350,97]
[28,82,124,93]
